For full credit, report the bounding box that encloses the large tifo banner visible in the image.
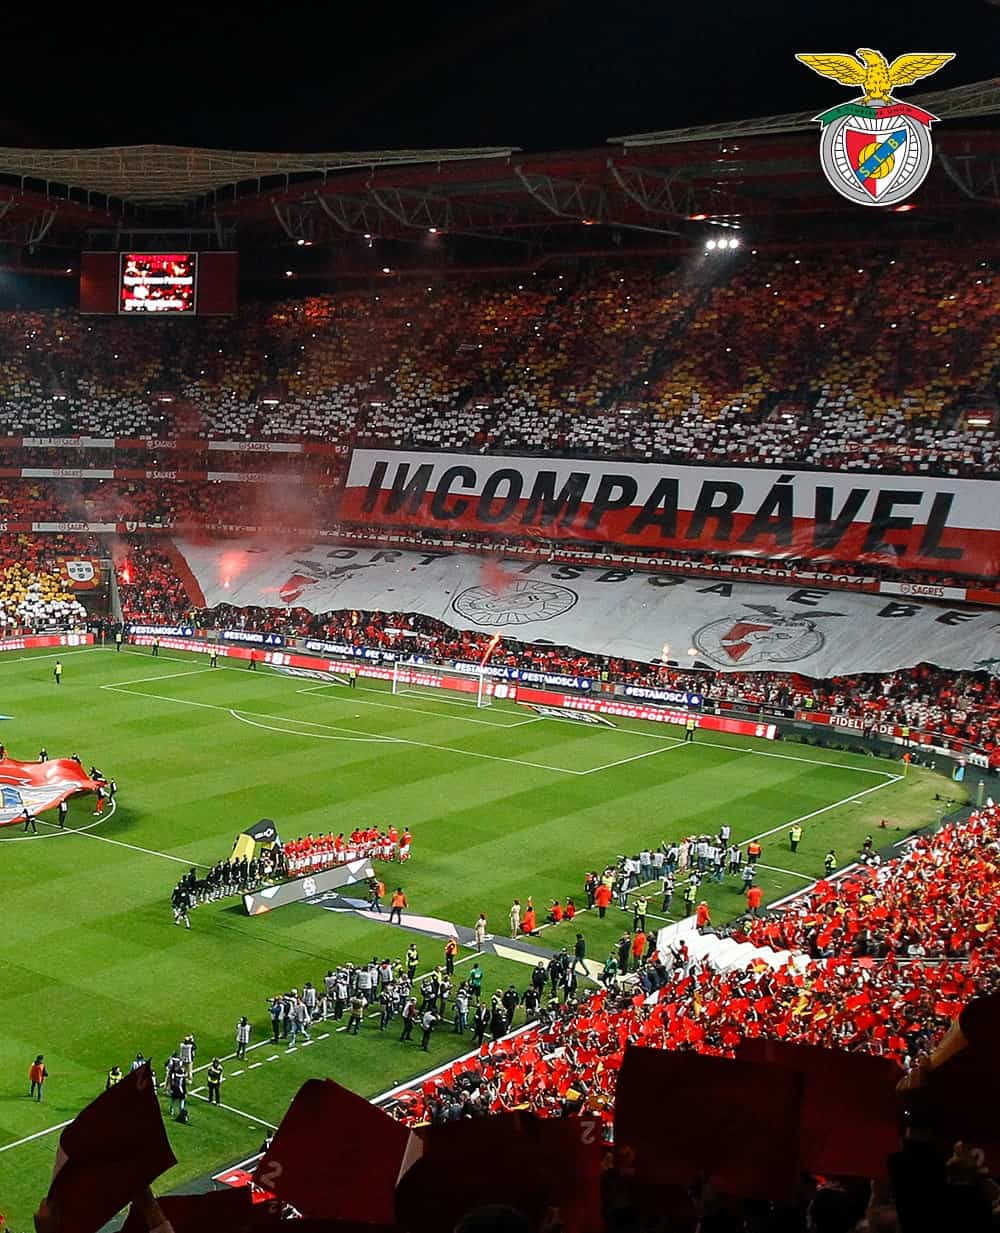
[340,449,1000,578]
[173,540,1000,677]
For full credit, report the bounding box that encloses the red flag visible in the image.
[254,1080,408,1224]
[395,1112,602,1233]
[41,1065,176,1233]
[138,1195,400,1233]
[0,756,99,826]
[614,1046,803,1201]
[737,1040,901,1178]
[121,1187,272,1233]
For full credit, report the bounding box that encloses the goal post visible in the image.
[390,658,497,708]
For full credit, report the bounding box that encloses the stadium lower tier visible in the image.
[387,804,1000,1125]
[2,536,998,758]
[117,539,1000,757]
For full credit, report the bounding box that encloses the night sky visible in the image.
[5,1,996,153]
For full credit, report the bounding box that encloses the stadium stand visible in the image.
[0,252,997,474]
[112,587,998,759]
[387,803,1000,1122]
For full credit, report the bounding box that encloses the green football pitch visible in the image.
[0,644,958,1226]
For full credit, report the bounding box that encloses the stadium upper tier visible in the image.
[0,248,997,475]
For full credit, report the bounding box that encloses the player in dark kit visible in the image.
[172,885,192,929]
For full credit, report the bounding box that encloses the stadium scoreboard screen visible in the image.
[120,252,197,314]
[80,251,238,315]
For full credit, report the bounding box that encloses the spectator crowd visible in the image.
[389,803,1000,1130]
[0,248,997,476]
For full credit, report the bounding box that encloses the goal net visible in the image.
[390,658,499,708]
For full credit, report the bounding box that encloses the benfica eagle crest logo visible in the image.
[693,605,844,668]
[796,49,954,206]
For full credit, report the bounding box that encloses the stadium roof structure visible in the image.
[608,76,1000,145]
[0,143,520,206]
[3,79,1000,253]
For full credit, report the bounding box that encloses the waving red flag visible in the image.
[396,1112,602,1233]
[615,1046,803,1201]
[253,1080,409,1225]
[737,1039,901,1178]
[0,756,98,826]
[121,1187,272,1233]
[39,1065,176,1233]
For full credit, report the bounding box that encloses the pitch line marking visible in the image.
[102,667,216,688]
[118,647,531,730]
[296,682,542,729]
[579,741,691,775]
[0,799,117,843]
[714,741,898,778]
[228,710,402,745]
[750,775,903,844]
[0,772,906,1158]
[584,723,899,778]
[0,647,106,665]
[114,647,902,779]
[189,1093,278,1131]
[0,1120,72,1154]
[101,676,913,786]
[47,813,207,867]
[101,682,586,777]
[756,862,815,882]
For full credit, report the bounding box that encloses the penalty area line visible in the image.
[579,740,691,775]
[295,682,541,730]
[102,683,585,777]
[228,709,402,744]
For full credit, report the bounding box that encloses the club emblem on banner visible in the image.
[65,559,95,583]
[693,605,843,668]
[0,757,100,826]
[452,580,578,627]
[796,49,954,206]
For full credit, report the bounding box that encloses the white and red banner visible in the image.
[341,449,1000,579]
[171,539,1000,677]
[59,558,102,590]
[0,756,100,825]
[0,633,93,652]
